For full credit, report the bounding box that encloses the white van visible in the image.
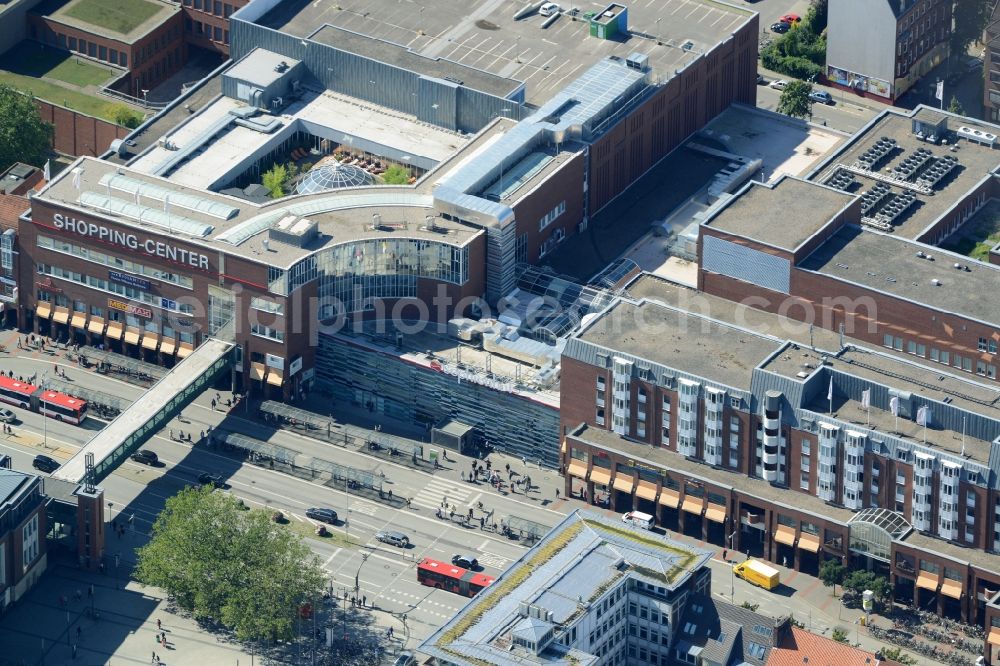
[621,511,655,530]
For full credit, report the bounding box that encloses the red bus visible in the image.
[0,376,88,424]
[417,558,494,597]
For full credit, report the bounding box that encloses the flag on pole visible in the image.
[860,388,870,409]
[934,80,944,102]
[43,160,51,182]
[71,167,81,190]
[890,395,899,416]
[827,377,833,401]
[916,405,930,426]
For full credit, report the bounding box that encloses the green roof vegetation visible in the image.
[0,70,112,117]
[64,0,163,35]
[0,43,115,87]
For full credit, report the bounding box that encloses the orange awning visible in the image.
[567,460,588,479]
[266,369,283,386]
[940,579,963,600]
[250,362,266,381]
[659,488,680,508]
[681,496,704,515]
[612,474,635,494]
[35,302,52,319]
[123,328,141,345]
[705,503,727,523]
[159,338,176,355]
[52,307,70,324]
[176,342,194,359]
[798,533,821,553]
[916,571,940,591]
[989,628,1000,647]
[141,333,159,350]
[87,317,105,335]
[105,322,124,340]
[774,524,797,546]
[589,467,611,487]
[635,480,658,502]
[70,312,87,329]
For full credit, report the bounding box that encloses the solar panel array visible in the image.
[857,136,897,170]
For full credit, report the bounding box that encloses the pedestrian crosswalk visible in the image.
[410,477,473,512]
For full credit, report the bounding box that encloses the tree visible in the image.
[804,0,828,35]
[950,0,992,62]
[262,163,288,199]
[135,486,325,641]
[104,102,144,129]
[382,164,410,185]
[880,647,917,665]
[0,84,53,174]
[841,570,891,610]
[947,95,966,115]
[831,627,849,643]
[819,558,846,597]
[740,601,760,612]
[778,80,814,120]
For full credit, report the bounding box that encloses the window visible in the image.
[120,53,127,67]
[800,470,810,490]
[991,339,998,354]
[250,322,284,342]
[213,25,223,41]
[596,408,605,426]
[883,334,893,348]
[538,201,566,231]
[22,514,38,571]
[979,337,988,352]
[224,2,232,15]
[250,296,284,314]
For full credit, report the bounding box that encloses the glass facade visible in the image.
[37,235,195,289]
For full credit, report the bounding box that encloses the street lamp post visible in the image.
[141,89,149,109]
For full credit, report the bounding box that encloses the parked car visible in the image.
[32,454,59,473]
[769,79,789,90]
[376,530,410,547]
[393,653,416,666]
[809,90,833,104]
[130,449,158,465]
[770,21,791,33]
[197,472,224,488]
[757,73,765,85]
[779,13,801,23]
[0,407,17,423]
[452,554,479,569]
[306,507,338,524]
[539,2,560,16]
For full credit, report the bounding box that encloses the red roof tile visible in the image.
[768,627,879,666]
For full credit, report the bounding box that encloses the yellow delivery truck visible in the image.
[733,559,780,590]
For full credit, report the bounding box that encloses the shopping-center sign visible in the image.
[53,213,211,270]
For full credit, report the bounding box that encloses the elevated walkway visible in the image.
[52,338,234,484]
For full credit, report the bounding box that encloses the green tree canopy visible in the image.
[262,163,288,199]
[135,486,326,641]
[947,95,966,116]
[818,558,846,596]
[880,646,917,665]
[950,0,992,60]
[104,102,144,129]
[0,84,53,174]
[382,163,410,185]
[778,80,814,120]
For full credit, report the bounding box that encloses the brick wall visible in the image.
[34,99,130,157]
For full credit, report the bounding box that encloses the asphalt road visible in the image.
[755,80,882,134]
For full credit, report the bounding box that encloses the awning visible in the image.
[560,440,567,454]
[658,488,680,508]
[567,460,588,479]
[940,579,963,600]
[916,571,940,591]
[123,328,141,345]
[589,467,611,487]
[87,317,105,335]
[35,302,52,319]
[266,369,283,386]
[105,322,124,340]
[681,496,704,515]
[141,333,159,350]
[612,474,635,494]
[798,533,821,553]
[176,342,194,359]
[989,628,1000,647]
[774,525,797,546]
[705,503,727,523]
[635,480,658,502]
[159,337,176,355]
[52,307,70,324]
[250,362,266,381]
[70,312,87,329]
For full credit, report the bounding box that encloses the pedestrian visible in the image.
[161,636,166,649]
[555,488,559,499]
[156,619,161,630]
[722,549,728,561]
[389,626,394,637]
[152,651,157,664]
[161,631,166,643]
[362,595,366,606]
[211,398,217,410]
[521,456,526,466]
[88,584,94,597]
[388,489,393,500]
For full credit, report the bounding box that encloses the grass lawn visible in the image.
[0,70,114,117]
[64,0,163,35]
[0,43,113,87]
[939,200,1000,262]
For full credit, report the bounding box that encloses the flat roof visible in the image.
[902,528,1000,572]
[257,0,753,108]
[576,299,784,391]
[811,108,1000,240]
[799,225,1000,327]
[224,48,300,89]
[37,157,483,267]
[36,0,179,43]
[703,177,855,252]
[569,423,856,524]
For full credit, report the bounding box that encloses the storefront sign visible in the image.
[289,357,303,376]
[265,353,285,370]
[108,298,152,319]
[53,214,210,270]
[109,270,151,290]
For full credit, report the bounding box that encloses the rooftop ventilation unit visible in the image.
[625,52,649,72]
[957,126,997,147]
